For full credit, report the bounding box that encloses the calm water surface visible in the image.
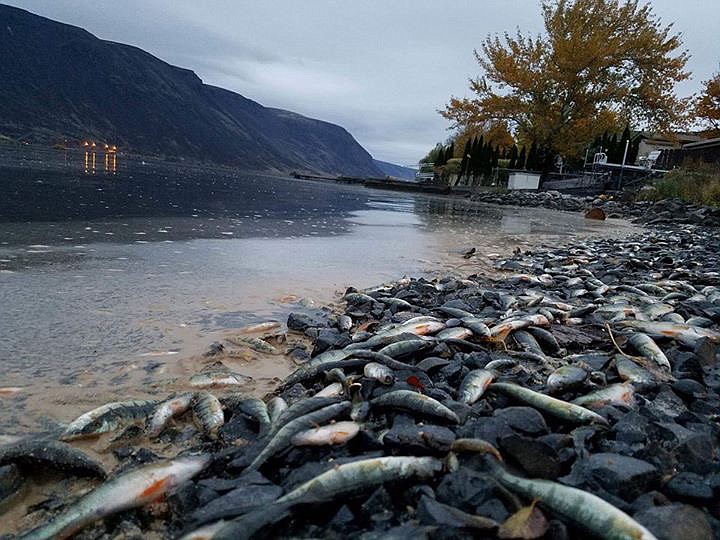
[0,171,636,431]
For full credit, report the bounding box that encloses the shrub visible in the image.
[640,161,720,207]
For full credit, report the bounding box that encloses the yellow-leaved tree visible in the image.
[696,71,720,137]
[442,0,690,164]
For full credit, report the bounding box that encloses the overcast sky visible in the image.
[6,1,719,165]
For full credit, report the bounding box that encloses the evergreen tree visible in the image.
[508,144,518,169]
[517,146,527,169]
[608,133,619,162]
[446,142,455,161]
[526,141,538,170]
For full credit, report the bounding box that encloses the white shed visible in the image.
[508,172,541,190]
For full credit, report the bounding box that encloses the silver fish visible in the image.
[627,333,671,371]
[363,362,396,385]
[546,366,587,394]
[458,369,494,405]
[192,392,224,439]
[490,383,607,425]
[276,456,442,505]
[484,456,656,540]
[189,370,252,388]
[18,454,210,540]
[61,400,158,440]
[148,392,196,437]
[290,421,361,446]
[371,390,459,423]
[246,401,351,472]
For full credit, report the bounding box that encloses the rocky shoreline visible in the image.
[472,191,720,227]
[2,218,720,539]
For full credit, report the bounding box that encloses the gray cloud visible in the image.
[5,0,718,165]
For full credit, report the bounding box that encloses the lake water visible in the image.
[0,169,636,432]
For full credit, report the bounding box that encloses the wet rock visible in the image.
[312,328,351,354]
[359,486,394,520]
[436,467,497,513]
[189,478,283,525]
[499,435,563,479]
[693,337,717,367]
[665,472,715,503]
[456,416,513,447]
[634,503,713,540]
[561,452,660,500]
[287,312,328,332]
[493,406,548,436]
[416,495,497,530]
[675,432,716,474]
[672,379,707,400]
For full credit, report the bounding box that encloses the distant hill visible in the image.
[373,159,417,180]
[0,4,382,176]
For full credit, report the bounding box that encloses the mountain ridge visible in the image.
[0,4,382,176]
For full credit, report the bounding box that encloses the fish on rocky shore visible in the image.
[572,382,636,409]
[189,370,252,388]
[482,453,657,540]
[0,439,106,479]
[371,390,459,423]
[290,421,361,446]
[363,362,396,385]
[17,454,210,540]
[626,332,671,371]
[458,369,494,405]
[192,392,225,439]
[246,401,351,472]
[147,392,196,437]
[226,336,280,355]
[490,383,607,425]
[546,365,588,394]
[61,400,158,440]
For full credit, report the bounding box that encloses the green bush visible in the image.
[640,162,720,207]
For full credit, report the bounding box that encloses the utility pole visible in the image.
[618,139,630,190]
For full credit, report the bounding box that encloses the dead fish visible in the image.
[270,396,342,435]
[276,456,443,505]
[189,370,252,388]
[490,383,607,425]
[246,401,351,472]
[192,392,224,439]
[627,333,671,371]
[615,357,655,389]
[484,358,518,372]
[338,315,353,331]
[378,297,414,310]
[349,383,369,422]
[572,382,635,409]
[238,321,281,333]
[525,326,564,355]
[0,387,23,398]
[17,454,210,540]
[512,330,545,357]
[227,336,280,355]
[546,366,587,394]
[378,338,433,358]
[344,292,378,304]
[0,440,105,479]
[61,400,158,440]
[148,392,196,437]
[437,327,473,341]
[315,382,345,397]
[223,396,272,436]
[0,463,23,509]
[483,455,656,540]
[363,362,396,385]
[290,421,361,446]
[490,314,549,341]
[458,369,494,405]
[615,320,720,346]
[371,390,459,423]
[262,399,286,427]
[461,317,491,338]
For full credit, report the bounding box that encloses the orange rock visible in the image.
[585,207,606,220]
